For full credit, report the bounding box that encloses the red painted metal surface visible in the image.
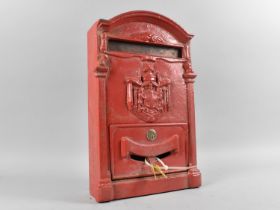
[88,11,201,202]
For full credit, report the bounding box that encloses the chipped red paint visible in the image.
[88,11,201,202]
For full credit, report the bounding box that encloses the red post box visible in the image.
[88,11,201,202]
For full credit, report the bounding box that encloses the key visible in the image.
[152,164,167,178]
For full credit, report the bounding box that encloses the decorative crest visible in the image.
[126,60,171,122]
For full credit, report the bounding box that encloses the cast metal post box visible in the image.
[88,11,201,202]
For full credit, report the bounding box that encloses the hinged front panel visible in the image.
[110,123,188,180]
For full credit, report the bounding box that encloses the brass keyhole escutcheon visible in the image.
[146,129,157,141]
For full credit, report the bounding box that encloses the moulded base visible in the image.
[91,169,201,202]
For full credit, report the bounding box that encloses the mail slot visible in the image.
[88,11,201,202]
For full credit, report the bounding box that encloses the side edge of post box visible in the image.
[88,20,114,202]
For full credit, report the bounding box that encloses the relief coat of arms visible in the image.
[126,61,171,122]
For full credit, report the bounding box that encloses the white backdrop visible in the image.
[0,0,280,209]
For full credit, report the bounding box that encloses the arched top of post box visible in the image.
[97,11,193,45]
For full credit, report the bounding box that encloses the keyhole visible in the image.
[146,129,157,141]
